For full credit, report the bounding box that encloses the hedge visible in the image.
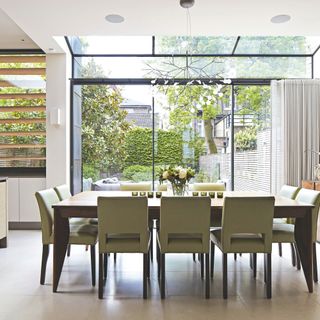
[124,127,183,167]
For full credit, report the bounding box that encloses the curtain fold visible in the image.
[271,79,320,193]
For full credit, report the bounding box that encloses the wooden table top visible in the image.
[53,191,314,210]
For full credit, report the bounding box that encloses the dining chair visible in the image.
[97,196,150,299]
[35,188,98,286]
[192,182,226,262]
[157,196,211,299]
[119,182,154,261]
[272,188,320,282]
[211,196,275,299]
[276,185,301,262]
[120,182,152,191]
[192,182,225,192]
[54,184,96,256]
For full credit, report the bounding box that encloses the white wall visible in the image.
[46,53,71,188]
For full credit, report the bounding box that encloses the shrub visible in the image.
[122,165,152,181]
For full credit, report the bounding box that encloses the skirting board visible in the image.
[9,222,41,230]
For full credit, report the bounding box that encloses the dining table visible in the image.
[52,191,314,293]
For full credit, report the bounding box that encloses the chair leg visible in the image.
[143,253,148,299]
[104,253,108,282]
[264,254,267,283]
[234,253,237,261]
[294,243,301,270]
[210,242,215,278]
[205,253,210,299]
[149,227,154,262]
[223,253,228,299]
[40,244,49,285]
[98,253,104,299]
[193,253,196,262]
[67,244,71,257]
[250,253,253,269]
[252,253,257,279]
[200,253,204,279]
[114,253,117,263]
[313,242,318,283]
[90,245,96,287]
[265,253,272,299]
[160,253,166,299]
[160,254,165,299]
[147,250,150,279]
[157,240,160,279]
[278,243,282,257]
[290,243,296,267]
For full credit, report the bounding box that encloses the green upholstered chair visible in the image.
[120,182,152,191]
[119,182,154,260]
[211,196,275,299]
[157,196,211,299]
[192,182,226,192]
[54,184,92,224]
[97,196,150,299]
[157,184,168,192]
[35,189,98,286]
[192,182,226,262]
[272,188,320,282]
[54,184,97,257]
[276,185,301,261]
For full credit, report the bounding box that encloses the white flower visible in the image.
[179,169,187,179]
[162,171,169,179]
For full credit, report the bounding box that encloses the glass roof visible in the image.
[68,36,320,56]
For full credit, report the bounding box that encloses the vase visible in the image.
[171,183,188,196]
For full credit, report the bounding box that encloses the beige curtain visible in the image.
[271,79,320,193]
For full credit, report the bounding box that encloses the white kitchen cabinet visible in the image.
[0,178,8,248]
[8,177,46,223]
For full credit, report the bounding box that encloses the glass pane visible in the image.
[68,36,152,54]
[75,56,311,79]
[154,84,232,191]
[235,36,320,55]
[155,36,237,54]
[233,85,271,192]
[80,83,153,189]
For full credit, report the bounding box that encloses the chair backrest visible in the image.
[97,196,149,253]
[221,196,275,253]
[54,184,72,201]
[192,182,225,191]
[120,182,152,191]
[296,188,320,242]
[279,185,300,199]
[35,189,60,244]
[157,184,168,192]
[159,196,211,253]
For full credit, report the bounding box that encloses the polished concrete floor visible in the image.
[1,230,320,320]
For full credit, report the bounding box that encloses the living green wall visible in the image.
[124,127,183,167]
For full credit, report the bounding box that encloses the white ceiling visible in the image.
[0,9,39,49]
[1,0,320,53]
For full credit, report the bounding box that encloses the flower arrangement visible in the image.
[158,166,195,195]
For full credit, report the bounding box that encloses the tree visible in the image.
[81,60,131,176]
[156,84,230,154]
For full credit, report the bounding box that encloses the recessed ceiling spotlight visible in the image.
[105,14,125,23]
[180,0,195,9]
[271,14,291,24]
[21,39,25,42]
[48,48,55,52]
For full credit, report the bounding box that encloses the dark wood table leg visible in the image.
[53,208,70,292]
[294,208,313,293]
